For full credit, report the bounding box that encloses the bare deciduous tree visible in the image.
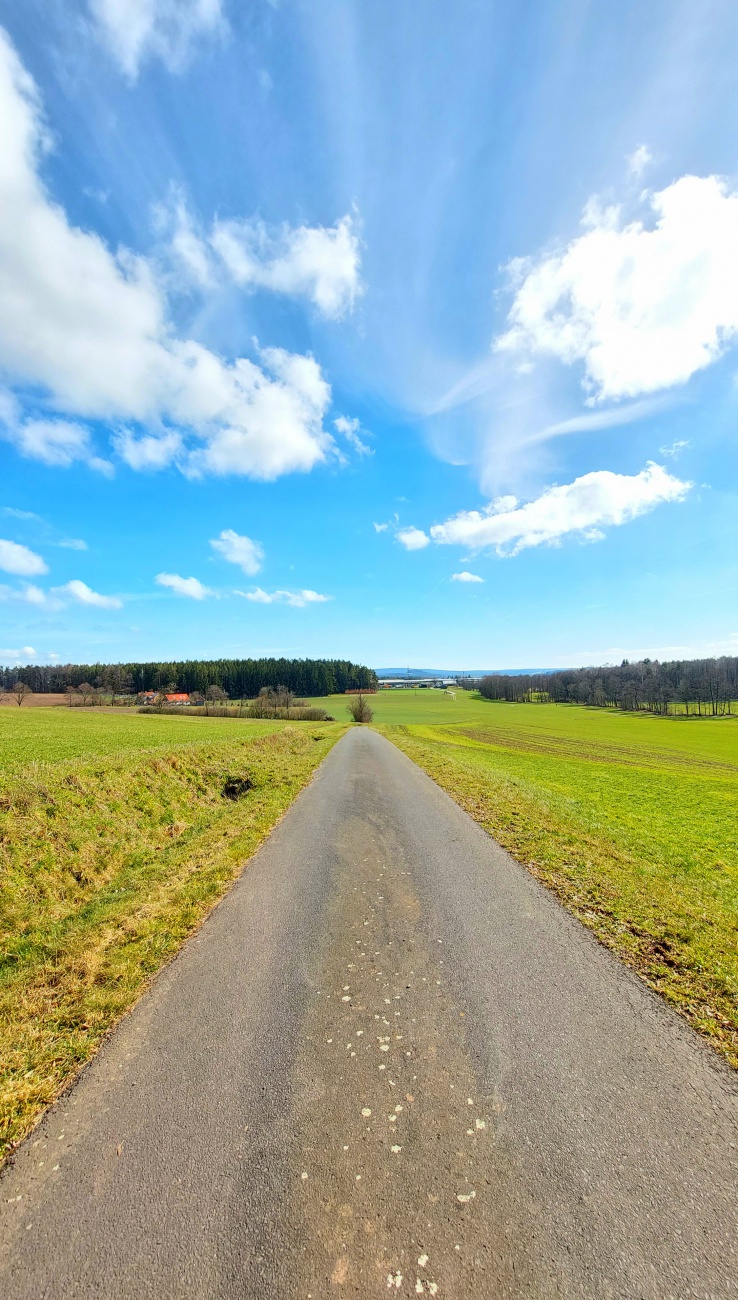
[12,681,32,707]
[347,692,373,723]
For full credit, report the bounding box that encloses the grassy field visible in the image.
[3,690,737,1159]
[0,708,345,1160]
[0,705,292,771]
[357,690,738,1067]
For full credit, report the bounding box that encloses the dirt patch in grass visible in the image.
[0,725,345,1162]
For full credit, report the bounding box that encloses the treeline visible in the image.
[479,656,738,716]
[0,657,377,699]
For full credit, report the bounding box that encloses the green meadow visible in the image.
[0,708,345,1160]
[353,690,738,1067]
[2,690,737,1162]
[0,705,287,771]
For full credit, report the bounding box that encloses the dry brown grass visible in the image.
[0,725,344,1161]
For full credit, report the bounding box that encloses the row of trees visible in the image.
[479,656,738,716]
[0,657,377,699]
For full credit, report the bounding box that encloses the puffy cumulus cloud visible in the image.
[238,588,331,608]
[211,214,361,319]
[155,572,211,599]
[210,529,264,575]
[113,428,183,471]
[0,538,47,576]
[184,348,332,479]
[2,416,113,474]
[59,579,122,608]
[88,0,223,79]
[334,415,372,456]
[430,463,690,557]
[396,526,430,551]
[452,571,484,583]
[0,31,333,482]
[497,175,738,402]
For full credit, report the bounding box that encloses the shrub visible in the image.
[347,693,374,723]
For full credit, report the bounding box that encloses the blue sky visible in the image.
[1,0,738,671]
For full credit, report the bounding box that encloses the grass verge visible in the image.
[379,722,738,1069]
[0,724,344,1162]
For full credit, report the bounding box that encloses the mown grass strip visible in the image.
[0,725,345,1161]
[380,723,738,1069]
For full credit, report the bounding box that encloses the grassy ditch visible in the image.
[0,724,344,1161]
[380,720,738,1069]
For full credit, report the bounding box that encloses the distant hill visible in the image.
[376,667,552,678]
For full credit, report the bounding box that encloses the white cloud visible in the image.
[113,428,183,471]
[210,529,264,575]
[0,645,35,661]
[59,578,122,608]
[58,538,88,551]
[659,438,690,458]
[160,193,362,319]
[211,213,361,319]
[373,522,389,533]
[238,587,331,608]
[155,572,211,599]
[1,416,113,474]
[452,571,484,583]
[88,0,224,78]
[627,144,652,178]
[535,396,673,443]
[497,174,738,402]
[0,538,47,575]
[161,193,216,288]
[334,415,372,456]
[429,463,690,557]
[0,31,334,482]
[396,526,430,551]
[0,583,49,604]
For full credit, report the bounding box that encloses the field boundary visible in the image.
[378,723,738,1070]
[0,725,346,1163]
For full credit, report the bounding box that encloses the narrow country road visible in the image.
[1,728,736,1298]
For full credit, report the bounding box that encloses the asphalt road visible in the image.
[1,727,736,1299]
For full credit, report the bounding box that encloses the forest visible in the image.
[0,657,377,699]
[479,656,738,715]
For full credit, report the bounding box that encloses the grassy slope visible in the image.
[0,706,287,770]
[0,711,345,1160]
[368,693,738,1067]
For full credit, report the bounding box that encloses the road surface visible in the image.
[1,728,736,1298]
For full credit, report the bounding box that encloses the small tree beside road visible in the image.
[347,692,373,723]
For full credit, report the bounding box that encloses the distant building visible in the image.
[165,693,190,704]
[377,677,456,690]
